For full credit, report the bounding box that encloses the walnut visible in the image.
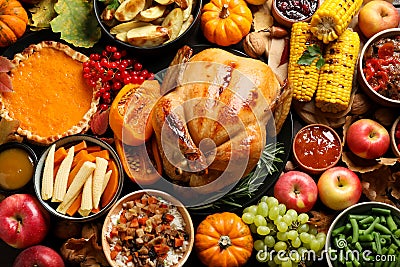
[374,108,396,127]
[350,93,372,115]
[243,31,269,59]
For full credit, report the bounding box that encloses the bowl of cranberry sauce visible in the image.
[272,0,319,28]
[293,124,342,174]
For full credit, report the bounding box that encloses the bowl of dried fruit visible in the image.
[272,0,319,28]
[93,0,202,55]
[102,189,194,267]
[33,134,124,222]
[390,116,400,157]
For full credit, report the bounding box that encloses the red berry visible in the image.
[83,61,90,68]
[395,129,400,139]
[137,76,145,84]
[115,72,123,81]
[104,82,111,91]
[83,73,91,79]
[83,67,91,73]
[102,50,109,57]
[112,52,122,60]
[112,82,122,90]
[121,70,130,79]
[100,104,109,111]
[140,69,148,77]
[95,91,102,98]
[147,73,155,80]
[118,64,127,71]
[124,76,132,84]
[89,60,96,67]
[121,50,127,57]
[134,62,142,71]
[103,92,111,100]
[107,69,114,76]
[109,62,118,69]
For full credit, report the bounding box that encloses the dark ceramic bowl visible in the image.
[93,0,202,56]
[0,142,37,193]
[33,134,124,222]
[358,28,400,107]
[272,0,319,28]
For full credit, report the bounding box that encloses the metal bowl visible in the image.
[33,134,124,222]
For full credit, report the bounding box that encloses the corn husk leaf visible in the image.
[29,0,57,30]
[50,0,101,48]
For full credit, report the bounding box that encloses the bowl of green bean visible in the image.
[325,201,400,267]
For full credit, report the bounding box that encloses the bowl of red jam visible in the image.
[293,124,342,174]
[358,28,400,107]
[272,0,319,28]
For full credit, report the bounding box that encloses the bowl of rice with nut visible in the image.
[101,189,194,267]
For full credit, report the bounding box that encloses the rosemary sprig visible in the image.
[189,142,285,211]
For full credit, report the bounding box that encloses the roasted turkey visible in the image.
[151,47,292,191]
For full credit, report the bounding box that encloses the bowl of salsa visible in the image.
[292,124,342,174]
[358,28,400,107]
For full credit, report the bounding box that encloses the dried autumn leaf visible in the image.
[361,166,396,205]
[0,119,22,145]
[309,210,335,234]
[60,222,108,266]
[0,56,13,73]
[90,109,109,136]
[29,0,57,30]
[0,73,12,93]
[50,0,101,48]
[342,151,382,173]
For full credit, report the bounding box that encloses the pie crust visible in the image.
[0,41,99,145]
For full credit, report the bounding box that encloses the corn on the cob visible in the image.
[315,29,360,113]
[289,22,322,102]
[310,0,362,44]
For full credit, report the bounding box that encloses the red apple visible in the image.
[13,245,65,267]
[0,194,50,249]
[274,171,318,213]
[317,167,362,211]
[346,119,390,159]
[358,0,400,38]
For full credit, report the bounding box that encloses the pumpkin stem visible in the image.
[218,235,232,249]
[220,4,230,19]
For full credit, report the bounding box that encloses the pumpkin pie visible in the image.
[0,41,99,145]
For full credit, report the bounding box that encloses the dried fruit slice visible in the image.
[109,80,161,146]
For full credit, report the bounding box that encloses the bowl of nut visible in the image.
[102,189,194,267]
[93,0,202,55]
[33,134,124,222]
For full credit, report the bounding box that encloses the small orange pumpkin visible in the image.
[0,0,28,47]
[201,0,252,46]
[195,212,253,267]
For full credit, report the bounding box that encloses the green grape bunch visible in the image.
[242,196,326,267]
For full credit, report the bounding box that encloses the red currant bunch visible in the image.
[83,45,154,111]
